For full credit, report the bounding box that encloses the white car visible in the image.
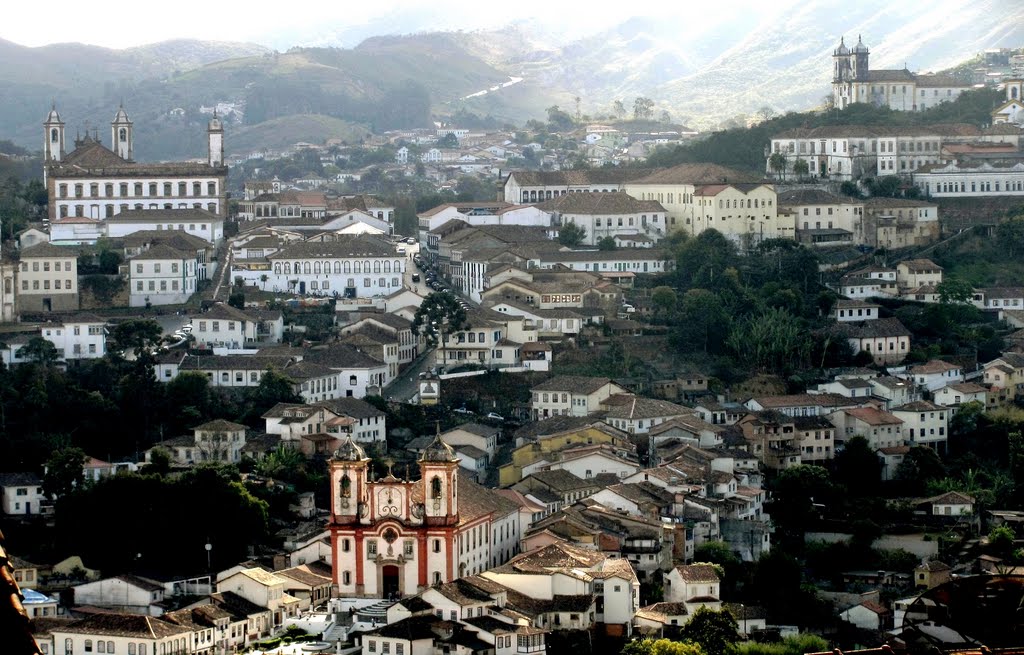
[486,412,504,422]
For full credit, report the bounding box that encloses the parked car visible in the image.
[406,237,416,245]
[453,406,474,415]
[486,412,504,422]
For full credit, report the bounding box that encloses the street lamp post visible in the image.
[205,541,212,571]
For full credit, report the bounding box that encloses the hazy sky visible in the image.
[1,0,782,49]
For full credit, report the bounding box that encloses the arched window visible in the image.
[65,639,73,655]
[374,260,381,273]
[344,261,351,273]
[51,128,59,143]
[85,641,93,652]
[433,539,441,553]
[303,262,311,274]
[354,261,361,273]
[314,262,321,274]
[431,476,442,499]
[119,128,127,142]
[384,261,391,273]
[341,474,351,497]
[364,261,371,273]
[274,264,281,275]
[294,262,300,274]
[334,261,342,273]
[284,262,291,275]
[394,260,401,272]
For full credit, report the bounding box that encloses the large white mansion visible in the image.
[831,36,972,111]
[43,105,229,222]
[328,434,521,597]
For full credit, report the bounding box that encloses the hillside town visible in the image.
[4,35,1024,655]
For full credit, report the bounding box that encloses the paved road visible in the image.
[382,348,436,403]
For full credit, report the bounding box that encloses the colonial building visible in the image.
[831,36,971,111]
[537,192,667,246]
[621,164,780,246]
[232,235,405,297]
[44,105,228,221]
[328,434,520,597]
[17,242,79,313]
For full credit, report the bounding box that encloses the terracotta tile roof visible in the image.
[268,235,395,259]
[673,563,720,583]
[531,375,619,394]
[630,163,760,186]
[536,191,664,214]
[843,406,903,426]
[193,419,246,432]
[20,242,76,259]
[53,613,190,638]
[507,169,654,187]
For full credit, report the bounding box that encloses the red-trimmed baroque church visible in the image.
[328,433,521,597]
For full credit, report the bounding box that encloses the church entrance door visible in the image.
[382,565,400,599]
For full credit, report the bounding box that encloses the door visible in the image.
[299,281,306,294]
[382,565,400,599]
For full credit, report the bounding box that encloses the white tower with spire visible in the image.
[43,104,65,164]
[111,104,133,161]
[208,111,224,167]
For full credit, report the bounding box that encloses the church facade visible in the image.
[328,434,520,598]
[831,36,972,111]
[43,105,229,222]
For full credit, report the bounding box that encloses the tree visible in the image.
[726,306,810,373]
[240,369,302,426]
[660,110,672,123]
[769,465,835,542]
[755,105,776,123]
[938,278,974,305]
[768,153,787,181]
[111,319,163,357]
[438,133,459,148]
[228,290,245,309]
[613,100,627,120]
[792,159,809,180]
[676,289,729,354]
[989,525,1016,555]
[558,222,587,248]
[412,292,469,366]
[634,97,655,120]
[546,105,575,132]
[43,446,87,499]
[597,236,617,251]
[623,638,704,655]
[651,286,678,318]
[680,607,739,655]
[833,436,882,496]
[18,336,60,366]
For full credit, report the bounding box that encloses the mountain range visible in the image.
[1,0,1022,161]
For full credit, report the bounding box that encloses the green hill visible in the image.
[229,115,372,153]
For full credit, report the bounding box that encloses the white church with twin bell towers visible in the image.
[328,430,521,598]
[42,104,229,223]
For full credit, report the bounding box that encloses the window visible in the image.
[368,540,377,556]
[369,641,377,653]
[86,641,94,653]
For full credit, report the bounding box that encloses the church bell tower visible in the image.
[111,104,133,161]
[329,435,370,525]
[208,111,224,167]
[43,105,65,164]
[419,430,460,526]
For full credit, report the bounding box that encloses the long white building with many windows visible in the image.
[43,105,228,222]
[231,235,405,297]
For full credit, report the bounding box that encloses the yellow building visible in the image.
[623,164,780,247]
[498,421,633,487]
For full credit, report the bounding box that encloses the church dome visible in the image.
[420,434,458,463]
[333,435,367,461]
[45,106,63,124]
[112,105,131,123]
[208,110,223,132]
[834,37,850,56]
[853,36,869,54]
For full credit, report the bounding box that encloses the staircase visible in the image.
[355,599,396,623]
